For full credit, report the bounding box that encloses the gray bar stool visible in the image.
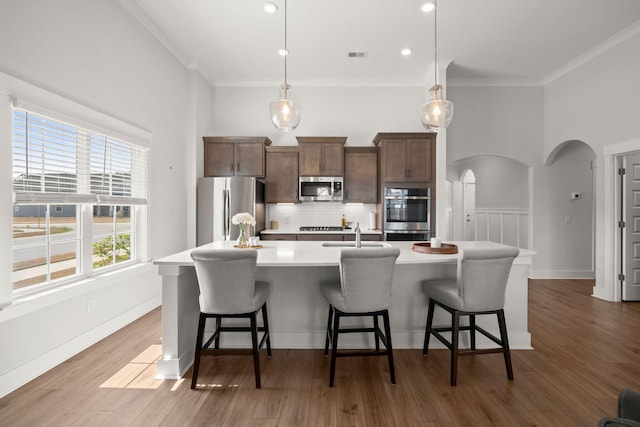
[190,248,271,389]
[321,247,401,387]
[422,246,519,386]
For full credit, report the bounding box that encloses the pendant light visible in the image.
[270,0,301,131]
[420,0,453,131]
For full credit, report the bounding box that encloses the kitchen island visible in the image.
[154,240,534,379]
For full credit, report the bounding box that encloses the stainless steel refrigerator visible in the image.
[196,177,265,246]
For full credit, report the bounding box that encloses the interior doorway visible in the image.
[462,169,476,241]
[619,152,640,301]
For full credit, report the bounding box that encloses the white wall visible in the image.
[447,86,544,166]
[449,156,529,209]
[533,141,596,277]
[0,0,191,397]
[208,86,427,147]
[187,71,216,248]
[544,31,640,295]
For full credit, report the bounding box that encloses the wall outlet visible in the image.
[571,192,581,200]
[87,299,95,314]
[565,216,572,223]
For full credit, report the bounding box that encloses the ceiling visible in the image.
[120,0,640,87]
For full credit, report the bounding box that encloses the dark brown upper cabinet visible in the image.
[343,147,378,203]
[265,146,299,203]
[296,137,346,177]
[203,136,272,177]
[373,133,436,183]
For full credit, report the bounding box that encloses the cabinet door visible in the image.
[297,137,346,176]
[236,142,265,177]
[260,234,296,240]
[204,141,235,176]
[297,234,343,241]
[321,143,344,176]
[299,143,322,176]
[344,148,377,203]
[344,234,382,241]
[380,140,408,182]
[406,138,433,182]
[265,148,299,203]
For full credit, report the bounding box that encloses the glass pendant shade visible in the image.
[270,84,301,131]
[420,84,453,131]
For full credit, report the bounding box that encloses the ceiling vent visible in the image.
[348,51,367,58]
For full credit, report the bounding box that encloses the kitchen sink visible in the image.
[321,242,391,248]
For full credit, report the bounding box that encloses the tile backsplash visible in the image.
[266,202,378,231]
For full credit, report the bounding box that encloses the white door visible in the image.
[622,153,640,301]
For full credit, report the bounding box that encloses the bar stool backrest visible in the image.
[339,248,401,312]
[190,248,258,314]
[457,247,520,312]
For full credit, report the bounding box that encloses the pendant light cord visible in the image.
[284,0,288,86]
[433,0,438,85]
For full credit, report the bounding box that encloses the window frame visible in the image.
[10,101,149,297]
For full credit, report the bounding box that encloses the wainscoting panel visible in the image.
[475,208,529,249]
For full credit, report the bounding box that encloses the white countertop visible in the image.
[154,240,534,268]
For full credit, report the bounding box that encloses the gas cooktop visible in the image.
[299,226,344,232]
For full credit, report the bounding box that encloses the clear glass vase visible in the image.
[236,224,249,248]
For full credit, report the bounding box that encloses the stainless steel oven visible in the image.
[383,187,430,241]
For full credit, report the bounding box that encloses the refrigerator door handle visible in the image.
[223,189,230,239]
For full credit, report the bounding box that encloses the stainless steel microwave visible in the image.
[299,177,343,202]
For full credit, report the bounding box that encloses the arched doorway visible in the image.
[448,156,529,247]
[540,140,596,279]
[462,169,476,240]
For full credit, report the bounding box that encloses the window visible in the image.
[12,108,147,291]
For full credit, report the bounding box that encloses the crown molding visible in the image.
[544,19,640,85]
[447,78,543,87]
[211,78,429,88]
[118,0,191,68]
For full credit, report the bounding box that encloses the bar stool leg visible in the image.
[382,309,396,384]
[329,311,341,387]
[261,302,272,358]
[373,315,380,351]
[469,314,476,350]
[324,305,334,357]
[191,313,207,389]
[451,311,460,386]
[497,309,514,380]
[250,313,261,388]
[423,299,436,355]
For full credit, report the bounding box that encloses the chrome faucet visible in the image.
[355,222,361,248]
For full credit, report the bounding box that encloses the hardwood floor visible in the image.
[1,279,640,426]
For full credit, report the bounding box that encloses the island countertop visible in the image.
[154,240,534,380]
[154,240,534,268]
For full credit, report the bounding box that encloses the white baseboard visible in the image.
[530,269,595,279]
[0,296,160,399]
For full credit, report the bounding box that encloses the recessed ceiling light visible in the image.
[401,48,413,56]
[421,2,435,12]
[278,49,289,56]
[264,2,278,13]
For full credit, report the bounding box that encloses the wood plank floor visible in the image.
[2,279,640,426]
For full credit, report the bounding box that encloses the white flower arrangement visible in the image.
[231,212,256,226]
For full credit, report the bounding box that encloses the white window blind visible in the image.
[12,109,147,205]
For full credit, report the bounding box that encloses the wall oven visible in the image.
[383,187,430,241]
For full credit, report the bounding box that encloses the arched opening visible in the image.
[461,169,476,240]
[448,155,529,248]
[539,140,596,279]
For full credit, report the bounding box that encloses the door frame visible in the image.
[602,139,640,302]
